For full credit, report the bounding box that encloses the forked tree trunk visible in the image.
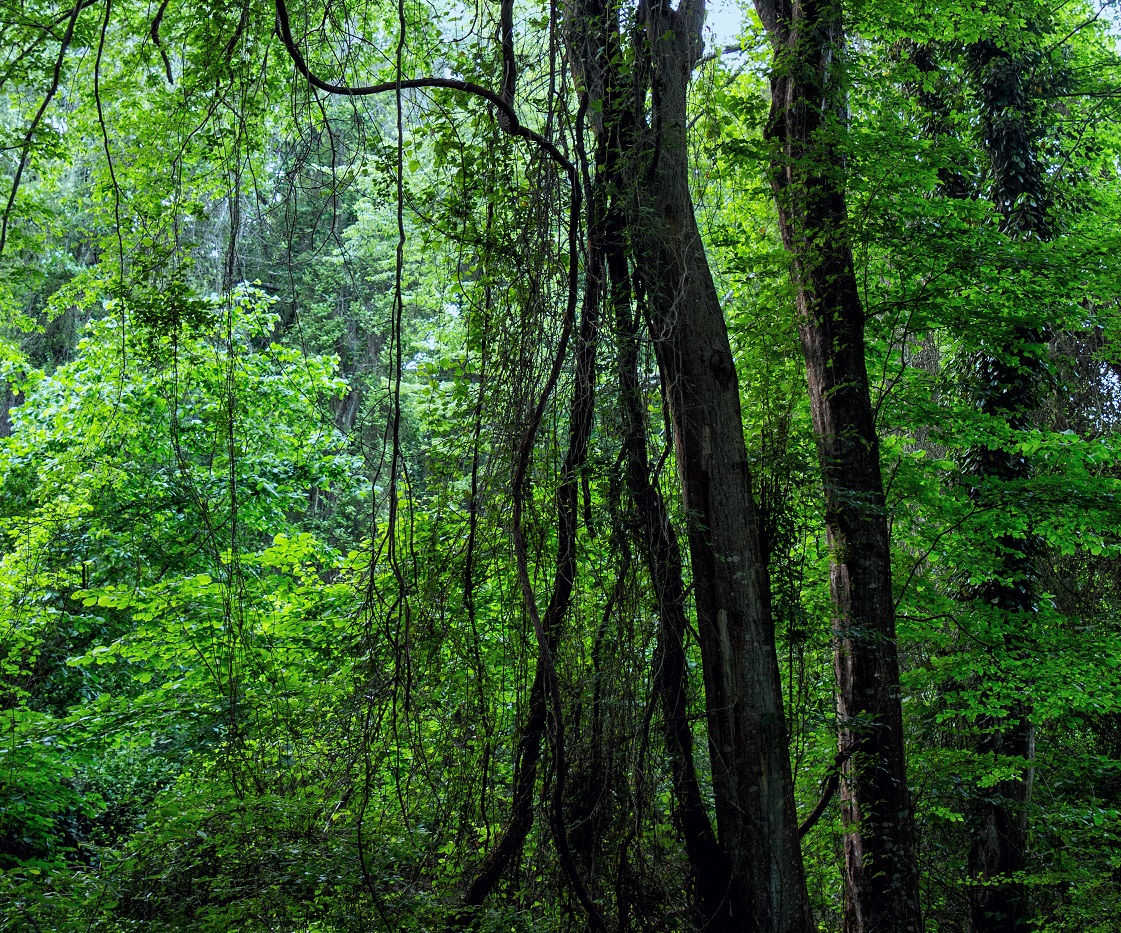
[614,221,737,929]
[626,2,814,930]
[569,0,738,923]
[755,1,924,931]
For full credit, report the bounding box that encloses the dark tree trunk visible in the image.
[756,1,923,931]
[968,717,1035,933]
[625,3,814,930]
[569,0,738,923]
[0,383,22,439]
[613,220,737,928]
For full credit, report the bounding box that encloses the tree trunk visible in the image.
[626,2,814,930]
[614,220,737,927]
[568,0,739,923]
[962,36,1049,933]
[0,383,22,439]
[756,1,924,931]
[903,36,1046,931]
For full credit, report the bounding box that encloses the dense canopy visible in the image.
[2,0,1121,931]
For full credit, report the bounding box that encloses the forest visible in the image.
[1,0,1121,930]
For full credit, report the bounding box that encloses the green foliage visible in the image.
[2,0,1121,929]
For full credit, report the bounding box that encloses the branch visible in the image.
[274,4,597,923]
[224,0,249,56]
[698,41,746,66]
[497,0,515,130]
[54,0,100,25]
[273,0,577,182]
[150,0,173,84]
[893,504,994,611]
[276,0,592,919]
[0,0,98,96]
[798,745,856,837]
[0,0,84,257]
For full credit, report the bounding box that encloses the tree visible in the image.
[750,1,925,929]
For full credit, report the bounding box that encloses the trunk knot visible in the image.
[709,350,735,390]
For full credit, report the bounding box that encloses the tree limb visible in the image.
[150,0,173,84]
[798,746,856,838]
[273,0,577,182]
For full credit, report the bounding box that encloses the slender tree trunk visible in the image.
[613,221,738,928]
[755,2,924,931]
[0,383,22,439]
[625,3,814,930]
[962,37,1049,933]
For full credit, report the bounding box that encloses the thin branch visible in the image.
[276,0,600,921]
[498,0,515,130]
[94,0,123,286]
[224,1,250,57]
[697,41,746,66]
[150,0,173,84]
[505,88,606,933]
[0,0,85,257]
[893,505,995,611]
[0,0,99,95]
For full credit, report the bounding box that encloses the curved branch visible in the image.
[497,0,515,130]
[150,0,173,84]
[224,1,249,57]
[0,0,84,257]
[274,0,577,182]
[798,746,856,838]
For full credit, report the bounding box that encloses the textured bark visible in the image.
[570,1,742,923]
[968,716,1035,933]
[614,242,737,928]
[756,1,924,931]
[626,2,814,930]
